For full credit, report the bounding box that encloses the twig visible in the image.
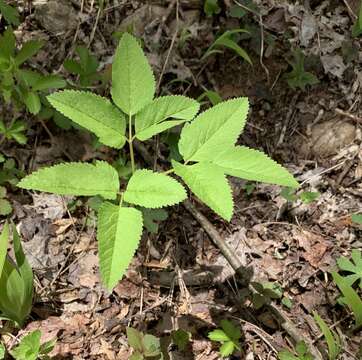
[335,108,362,124]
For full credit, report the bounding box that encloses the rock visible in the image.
[309,120,356,157]
[34,0,78,35]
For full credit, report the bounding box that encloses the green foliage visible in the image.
[20,32,297,290]
[0,28,66,114]
[18,161,120,200]
[98,203,143,290]
[281,188,320,204]
[203,29,252,64]
[352,2,362,37]
[285,49,319,91]
[9,330,56,360]
[0,157,23,186]
[204,0,220,17]
[0,0,20,26]
[278,341,313,360]
[135,95,200,141]
[351,213,362,225]
[0,119,27,144]
[197,90,222,106]
[48,90,127,148]
[142,208,168,234]
[63,46,101,87]
[251,281,283,309]
[337,249,362,288]
[171,329,191,351]
[126,327,163,360]
[0,186,12,215]
[313,312,341,360]
[332,271,362,329]
[0,223,33,327]
[0,343,4,359]
[124,170,186,208]
[111,32,155,115]
[208,320,241,358]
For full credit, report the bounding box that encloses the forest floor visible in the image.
[1,0,362,359]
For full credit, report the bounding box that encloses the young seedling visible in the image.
[313,312,341,360]
[126,327,163,360]
[278,341,313,360]
[208,319,241,358]
[0,28,66,114]
[18,33,298,290]
[337,249,362,288]
[0,186,12,215]
[285,49,319,91]
[0,222,33,327]
[9,330,56,360]
[0,119,27,144]
[204,0,221,17]
[202,29,252,64]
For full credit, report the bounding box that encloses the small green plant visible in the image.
[18,33,297,290]
[337,249,362,288]
[9,330,56,360]
[351,213,362,225]
[352,1,362,37]
[0,186,12,216]
[197,89,222,106]
[278,341,313,360]
[251,281,283,309]
[0,157,23,186]
[281,187,320,204]
[0,222,33,327]
[285,49,319,91]
[171,329,191,351]
[208,319,241,358]
[313,312,341,360]
[204,0,220,17]
[126,327,163,360]
[0,28,66,114]
[0,343,5,360]
[63,46,101,87]
[203,29,252,64]
[332,271,362,329]
[0,0,20,26]
[0,119,27,144]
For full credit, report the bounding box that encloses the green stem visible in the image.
[163,168,175,175]
[128,114,135,174]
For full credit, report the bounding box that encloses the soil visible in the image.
[0,0,361,359]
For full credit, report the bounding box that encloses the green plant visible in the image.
[285,49,319,91]
[0,186,12,216]
[208,319,241,358]
[63,46,101,87]
[251,281,283,309]
[202,29,252,64]
[278,341,313,360]
[197,89,222,106]
[0,343,4,360]
[0,0,20,26]
[0,157,23,186]
[126,327,163,360]
[18,33,298,290]
[352,1,362,37]
[0,28,66,114]
[281,187,320,204]
[0,118,26,144]
[9,330,56,360]
[351,213,362,225]
[337,249,362,288]
[0,222,33,327]
[332,271,362,329]
[171,329,191,351]
[313,312,341,360]
[204,0,220,17]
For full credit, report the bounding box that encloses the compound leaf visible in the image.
[172,161,233,221]
[178,98,249,162]
[124,170,187,208]
[219,341,235,357]
[208,329,229,342]
[135,95,200,140]
[48,90,126,148]
[98,203,143,290]
[212,146,298,187]
[10,330,41,360]
[111,33,155,115]
[18,161,119,200]
[15,40,44,66]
